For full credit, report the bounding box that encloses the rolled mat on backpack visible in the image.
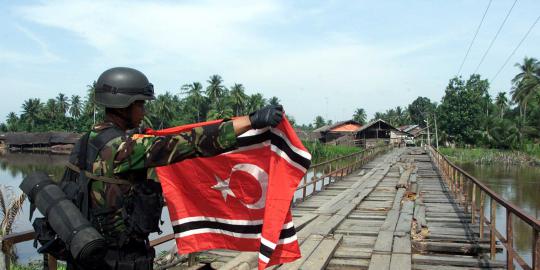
[20,171,107,263]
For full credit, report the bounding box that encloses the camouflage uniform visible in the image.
[83,120,236,260]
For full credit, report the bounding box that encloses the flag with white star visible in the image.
[151,117,311,269]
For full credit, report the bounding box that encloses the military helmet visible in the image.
[94,67,155,108]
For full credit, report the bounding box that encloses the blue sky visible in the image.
[0,0,539,125]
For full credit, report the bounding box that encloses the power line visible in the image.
[473,0,518,74]
[491,14,540,82]
[456,0,493,76]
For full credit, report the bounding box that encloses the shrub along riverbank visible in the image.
[440,147,540,166]
[302,141,360,164]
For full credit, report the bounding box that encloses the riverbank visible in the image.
[302,141,360,163]
[440,147,540,166]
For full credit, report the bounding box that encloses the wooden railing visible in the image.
[428,146,540,270]
[295,144,391,202]
[0,144,392,269]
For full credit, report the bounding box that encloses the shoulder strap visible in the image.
[85,127,126,171]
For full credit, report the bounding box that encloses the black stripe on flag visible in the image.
[259,243,274,260]
[174,220,297,241]
[237,130,311,170]
[279,226,296,239]
[174,221,261,234]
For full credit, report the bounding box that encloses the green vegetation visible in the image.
[371,57,540,157]
[303,141,360,164]
[439,147,539,166]
[0,75,286,132]
[1,186,27,268]
[10,261,66,270]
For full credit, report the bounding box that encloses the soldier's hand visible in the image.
[249,105,284,129]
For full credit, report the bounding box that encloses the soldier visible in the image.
[63,67,284,269]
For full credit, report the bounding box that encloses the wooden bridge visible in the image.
[2,146,539,270]
[193,146,539,270]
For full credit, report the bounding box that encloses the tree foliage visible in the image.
[2,75,287,132]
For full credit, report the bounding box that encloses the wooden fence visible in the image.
[429,146,540,270]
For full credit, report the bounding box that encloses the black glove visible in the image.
[249,105,284,129]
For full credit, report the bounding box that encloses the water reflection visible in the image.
[458,163,540,267]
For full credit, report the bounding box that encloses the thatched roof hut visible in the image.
[0,132,81,148]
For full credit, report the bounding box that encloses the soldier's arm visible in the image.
[113,118,250,174]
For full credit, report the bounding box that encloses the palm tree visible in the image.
[69,95,82,119]
[206,75,226,103]
[246,93,266,113]
[494,92,508,119]
[511,57,540,119]
[353,108,367,125]
[314,116,326,128]
[181,82,205,122]
[153,92,175,129]
[229,84,247,116]
[44,98,58,119]
[21,98,42,130]
[207,98,233,120]
[56,93,70,116]
[0,185,27,268]
[268,96,280,106]
[6,112,18,132]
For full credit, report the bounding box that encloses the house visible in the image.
[398,124,429,146]
[1,132,81,150]
[355,119,409,148]
[313,120,363,145]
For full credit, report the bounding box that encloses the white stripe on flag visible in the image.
[172,216,263,226]
[238,127,270,137]
[270,128,312,160]
[278,234,298,245]
[271,145,307,173]
[261,237,276,249]
[259,253,270,264]
[282,221,294,229]
[176,228,260,239]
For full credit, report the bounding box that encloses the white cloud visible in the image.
[16,0,279,63]
[12,0,448,124]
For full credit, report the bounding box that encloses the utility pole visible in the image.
[434,114,439,150]
[425,118,431,147]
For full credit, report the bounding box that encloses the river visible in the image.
[458,162,540,266]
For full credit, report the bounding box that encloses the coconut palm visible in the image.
[70,95,82,119]
[0,185,27,267]
[353,108,367,125]
[181,82,205,122]
[21,98,42,130]
[494,92,508,119]
[206,75,226,103]
[511,57,540,119]
[314,116,326,128]
[207,98,233,120]
[44,98,58,119]
[56,93,70,116]
[246,93,266,113]
[153,92,176,129]
[229,84,247,116]
[268,96,280,106]
[6,112,18,132]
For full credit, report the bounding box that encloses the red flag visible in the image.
[147,117,311,269]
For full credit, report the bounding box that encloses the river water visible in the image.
[458,162,540,267]
[1,152,539,266]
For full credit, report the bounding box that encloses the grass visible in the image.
[439,147,539,165]
[10,261,66,270]
[302,141,360,164]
